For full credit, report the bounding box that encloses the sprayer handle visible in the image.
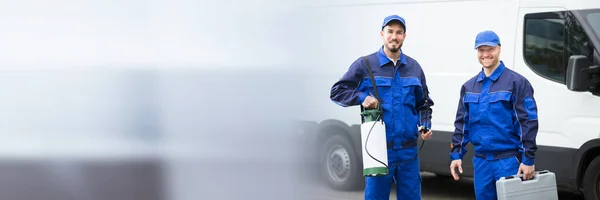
[361,103,382,111]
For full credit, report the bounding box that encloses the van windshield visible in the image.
[584,9,600,41]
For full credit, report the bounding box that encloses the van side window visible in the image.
[524,12,594,84]
[565,12,594,66]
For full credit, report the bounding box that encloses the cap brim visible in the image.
[474,42,499,49]
[382,19,406,29]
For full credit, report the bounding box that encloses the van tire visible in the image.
[583,156,600,200]
[321,134,363,191]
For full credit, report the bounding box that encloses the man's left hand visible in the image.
[517,163,535,180]
[421,130,432,140]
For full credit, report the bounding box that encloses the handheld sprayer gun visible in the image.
[418,100,431,134]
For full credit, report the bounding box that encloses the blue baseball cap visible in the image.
[382,15,406,30]
[474,30,501,49]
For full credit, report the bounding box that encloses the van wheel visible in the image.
[583,156,600,200]
[321,134,363,191]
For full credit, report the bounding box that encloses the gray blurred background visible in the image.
[0,1,313,200]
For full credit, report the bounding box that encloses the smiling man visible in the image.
[448,30,540,200]
[330,15,434,200]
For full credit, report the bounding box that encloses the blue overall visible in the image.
[450,61,539,200]
[330,46,434,200]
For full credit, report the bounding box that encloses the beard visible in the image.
[385,42,402,53]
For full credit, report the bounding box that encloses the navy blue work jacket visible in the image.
[330,46,434,149]
[450,61,539,166]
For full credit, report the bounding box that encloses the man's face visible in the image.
[477,45,501,68]
[380,22,406,53]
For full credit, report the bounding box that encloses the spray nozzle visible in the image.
[419,125,430,133]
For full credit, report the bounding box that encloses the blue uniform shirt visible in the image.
[450,61,539,166]
[330,46,434,148]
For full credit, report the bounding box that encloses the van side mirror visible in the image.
[566,55,591,91]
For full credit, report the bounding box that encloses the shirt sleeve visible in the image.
[450,85,470,160]
[417,67,434,130]
[330,57,368,107]
[514,79,539,166]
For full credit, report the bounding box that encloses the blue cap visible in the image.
[382,15,406,30]
[474,30,501,49]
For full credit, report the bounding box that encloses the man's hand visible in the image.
[362,96,378,109]
[450,159,463,181]
[420,130,432,140]
[517,163,535,180]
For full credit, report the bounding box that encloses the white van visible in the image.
[292,0,600,199]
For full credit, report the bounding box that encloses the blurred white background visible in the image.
[0,1,314,200]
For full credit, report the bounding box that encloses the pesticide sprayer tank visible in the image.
[360,109,388,176]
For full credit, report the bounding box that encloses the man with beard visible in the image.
[449,30,539,200]
[330,15,434,200]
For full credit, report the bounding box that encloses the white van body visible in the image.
[292,0,600,198]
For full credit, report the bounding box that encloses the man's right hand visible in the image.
[450,159,463,181]
[362,96,378,109]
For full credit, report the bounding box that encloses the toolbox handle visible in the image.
[503,170,550,181]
